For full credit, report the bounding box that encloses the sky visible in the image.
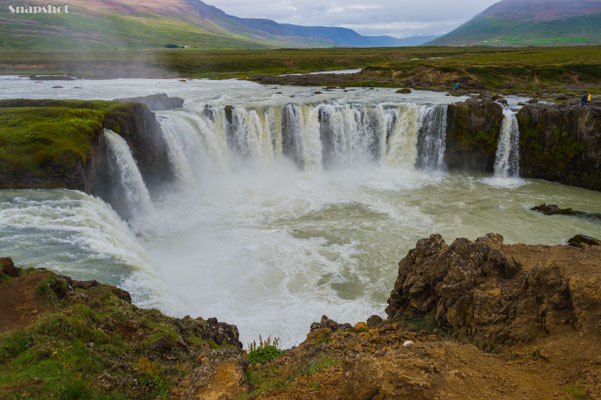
[207,0,500,38]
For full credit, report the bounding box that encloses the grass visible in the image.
[246,336,286,365]
[0,269,234,399]
[1,46,600,95]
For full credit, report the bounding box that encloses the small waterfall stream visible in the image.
[104,129,153,214]
[416,104,448,170]
[493,108,521,178]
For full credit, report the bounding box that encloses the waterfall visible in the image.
[104,129,153,214]
[493,108,520,178]
[156,102,439,176]
[416,105,448,170]
[385,104,420,167]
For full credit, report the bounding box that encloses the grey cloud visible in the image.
[207,0,500,37]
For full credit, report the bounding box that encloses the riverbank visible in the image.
[1,46,601,96]
[2,233,600,399]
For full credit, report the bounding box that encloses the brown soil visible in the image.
[0,270,53,333]
[503,243,601,278]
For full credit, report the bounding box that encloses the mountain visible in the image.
[0,0,429,50]
[429,0,601,46]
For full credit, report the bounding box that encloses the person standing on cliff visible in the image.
[582,94,588,105]
[588,93,592,105]
[455,82,459,91]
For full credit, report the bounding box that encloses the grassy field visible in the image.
[1,46,600,95]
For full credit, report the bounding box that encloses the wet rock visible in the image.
[0,257,20,278]
[175,348,249,400]
[396,88,412,94]
[569,234,601,248]
[528,98,539,104]
[531,204,601,221]
[115,93,184,111]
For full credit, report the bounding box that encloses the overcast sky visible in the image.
[207,0,500,38]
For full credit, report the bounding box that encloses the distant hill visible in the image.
[0,0,430,50]
[429,0,601,46]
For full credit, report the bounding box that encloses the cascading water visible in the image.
[104,129,153,214]
[157,102,427,175]
[416,104,448,170]
[493,108,521,178]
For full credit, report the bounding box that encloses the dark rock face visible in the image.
[569,234,601,248]
[445,99,504,172]
[386,234,578,344]
[115,93,184,111]
[531,203,601,222]
[517,104,601,191]
[1,257,21,278]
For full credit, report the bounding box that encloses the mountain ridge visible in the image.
[429,0,601,46]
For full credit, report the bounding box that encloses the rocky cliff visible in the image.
[517,103,601,191]
[443,98,601,192]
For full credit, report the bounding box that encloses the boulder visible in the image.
[385,234,594,343]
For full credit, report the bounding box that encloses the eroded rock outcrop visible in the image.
[386,233,601,343]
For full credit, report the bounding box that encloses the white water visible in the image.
[2,77,600,348]
[104,129,153,214]
[493,108,521,179]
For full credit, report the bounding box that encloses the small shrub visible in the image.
[247,336,286,365]
[565,386,588,399]
[406,316,438,333]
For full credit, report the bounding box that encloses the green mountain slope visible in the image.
[430,0,601,46]
[0,0,426,50]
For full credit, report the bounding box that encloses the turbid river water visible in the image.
[1,76,600,347]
